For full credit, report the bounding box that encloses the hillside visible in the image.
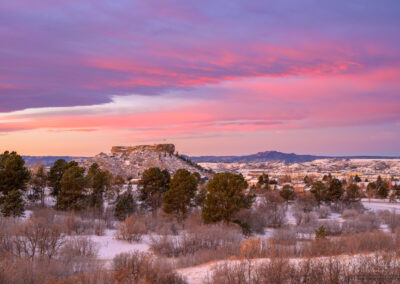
[81,144,212,179]
[22,156,89,167]
[189,151,399,163]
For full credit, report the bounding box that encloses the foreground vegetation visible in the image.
[1,150,400,283]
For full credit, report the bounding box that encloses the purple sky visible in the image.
[0,0,399,156]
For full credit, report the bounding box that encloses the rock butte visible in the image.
[111,144,175,155]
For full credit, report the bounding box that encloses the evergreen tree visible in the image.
[376,181,389,198]
[366,182,377,200]
[279,184,296,201]
[56,165,87,210]
[354,175,361,183]
[0,151,30,216]
[315,225,327,240]
[29,164,47,207]
[48,159,67,196]
[194,186,207,207]
[138,167,170,216]
[344,183,361,203]
[374,176,389,198]
[310,181,327,204]
[202,172,254,224]
[114,191,136,221]
[256,173,270,190]
[163,169,198,223]
[1,190,25,217]
[86,163,111,210]
[326,178,344,202]
[112,175,125,196]
[0,151,30,195]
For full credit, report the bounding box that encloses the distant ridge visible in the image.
[22,150,400,167]
[188,150,400,163]
[22,156,89,167]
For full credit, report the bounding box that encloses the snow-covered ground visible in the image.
[91,229,150,263]
[176,254,387,284]
[362,198,400,213]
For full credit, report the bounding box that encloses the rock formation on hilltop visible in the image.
[111,144,175,155]
[82,144,211,179]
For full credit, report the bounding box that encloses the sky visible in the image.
[0,0,400,156]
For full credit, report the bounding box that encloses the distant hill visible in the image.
[82,145,212,179]
[22,156,89,167]
[188,151,400,163]
[22,150,400,167]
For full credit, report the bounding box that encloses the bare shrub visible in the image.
[151,224,243,260]
[342,212,380,234]
[207,253,400,284]
[130,212,180,235]
[330,200,365,214]
[300,230,395,257]
[177,243,241,268]
[10,218,65,260]
[61,237,99,259]
[57,212,106,236]
[271,228,297,244]
[259,192,287,228]
[31,207,57,223]
[318,220,342,236]
[206,262,249,284]
[116,216,147,242]
[379,210,400,233]
[315,205,331,219]
[293,209,317,226]
[294,193,317,213]
[235,208,267,234]
[59,236,100,274]
[294,219,320,239]
[113,251,186,284]
[341,209,359,219]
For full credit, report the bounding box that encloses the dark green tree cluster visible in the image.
[310,177,344,204]
[86,163,112,210]
[136,168,254,228]
[0,151,30,216]
[29,164,47,207]
[201,173,254,224]
[138,167,170,217]
[49,160,112,211]
[256,173,270,190]
[115,190,136,221]
[279,184,296,201]
[163,169,198,224]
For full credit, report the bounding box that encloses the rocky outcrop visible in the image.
[111,144,175,155]
[82,144,211,179]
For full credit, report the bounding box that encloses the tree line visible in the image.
[0,151,255,231]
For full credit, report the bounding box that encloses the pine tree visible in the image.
[202,172,254,224]
[345,183,361,203]
[163,169,198,223]
[29,164,47,207]
[326,178,344,202]
[86,163,111,210]
[0,151,30,195]
[56,165,87,210]
[376,176,389,198]
[138,167,170,216]
[0,151,30,217]
[48,159,68,196]
[1,190,25,217]
[310,181,327,204]
[114,191,136,221]
[279,184,296,201]
[315,225,327,240]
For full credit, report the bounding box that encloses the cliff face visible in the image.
[83,144,210,179]
[111,144,175,155]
